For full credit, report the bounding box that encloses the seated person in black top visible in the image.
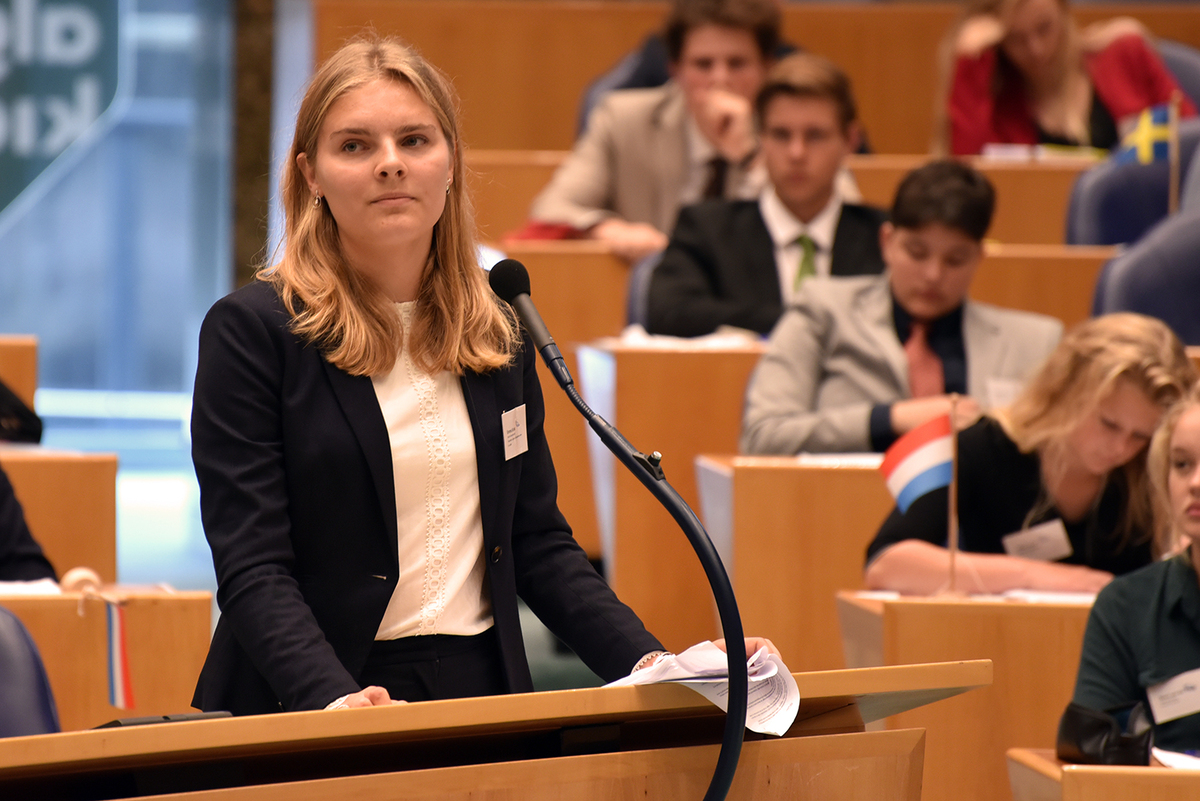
[1066,384,1200,753]
[0,464,55,582]
[865,314,1197,595]
[645,52,885,337]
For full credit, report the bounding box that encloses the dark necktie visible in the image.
[905,321,944,397]
[702,157,728,199]
[793,234,816,290]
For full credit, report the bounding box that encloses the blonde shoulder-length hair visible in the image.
[262,36,517,377]
[1147,382,1200,555]
[993,313,1197,549]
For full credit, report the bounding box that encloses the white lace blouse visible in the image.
[370,303,492,640]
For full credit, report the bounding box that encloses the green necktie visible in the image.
[794,234,816,291]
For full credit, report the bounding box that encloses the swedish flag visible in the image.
[1114,104,1172,165]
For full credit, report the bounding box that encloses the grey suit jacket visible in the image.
[740,275,1064,454]
[529,83,763,233]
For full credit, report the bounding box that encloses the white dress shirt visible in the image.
[371,303,492,640]
[679,114,767,207]
[758,187,844,307]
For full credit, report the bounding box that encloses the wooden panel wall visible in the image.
[314,2,1200,153]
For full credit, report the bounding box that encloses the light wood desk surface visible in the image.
[839,592,1094,801]
[0,660,991,800]
[696,455,893,674]
[315,2,1200,154]
[577,341,764,650]
[1,589,211,732]
[1008,747,1200,801]
[0,446,118,583]
[0,335,37,409]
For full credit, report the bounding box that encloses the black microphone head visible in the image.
[488,259,531,303]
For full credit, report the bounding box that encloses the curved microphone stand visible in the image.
[489,260,747,801]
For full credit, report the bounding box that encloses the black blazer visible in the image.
[191,282,661,715]
[646,199,887,337]
[0,465,55,582]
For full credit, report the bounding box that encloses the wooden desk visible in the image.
[506,242,631,558]
[0,446,118,583]
[696,455,893,674]
[468,149,564,241]
[467,150,1102,249]
[838,592,1094,801]
[1,589,211,732]
[1008,747,1200,801]
[576,341,764,650]
[0,660,991,800]
[851,155,1094,245]
[314,2,1200,154]
[0,335,37,408]
[975,244,1111,329]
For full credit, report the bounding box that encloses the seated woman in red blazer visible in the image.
[941,0,1195,156]
[191,36,770,715]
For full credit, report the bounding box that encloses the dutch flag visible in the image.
[881,415,954,513]
[107,603,136,710]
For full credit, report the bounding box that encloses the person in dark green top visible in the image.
[1071,382,1200,752]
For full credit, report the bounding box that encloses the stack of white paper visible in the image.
[605,640,800,736]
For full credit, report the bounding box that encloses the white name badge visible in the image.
[1001,519,1074,562]
[985,377,1023,410]
[1148,667,1200,724]
[502,405,528,461]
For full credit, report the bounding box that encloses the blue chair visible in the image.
[1160,39,1200,111]
[1091,206,1200,345]
[0,605,59,737]
[1066,118,1200,246]
[625,249,664,328]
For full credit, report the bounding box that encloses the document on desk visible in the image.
[1152,747,1200,769]
[0,578,61,595]
[605,640,800,736]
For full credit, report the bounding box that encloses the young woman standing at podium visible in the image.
[189,38,684,715]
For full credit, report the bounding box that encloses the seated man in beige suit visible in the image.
[527,0,780,262]
[741,160,1063,455]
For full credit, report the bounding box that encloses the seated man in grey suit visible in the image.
[741,160,1064,454]
[527,0,781,262]
[645,52,886,337]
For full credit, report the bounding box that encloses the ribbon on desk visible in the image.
[105,602,135,709]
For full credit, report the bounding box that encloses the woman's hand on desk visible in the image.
[327,686,406,709]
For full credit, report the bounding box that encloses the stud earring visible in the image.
[445,181,451,195]
[313,194,322,208]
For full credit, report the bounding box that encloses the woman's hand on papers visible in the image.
[713,637,781,660]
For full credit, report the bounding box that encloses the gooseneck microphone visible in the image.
[489,258,747,801]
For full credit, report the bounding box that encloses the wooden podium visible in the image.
[695,455,893,673]
[576,341,765,650]
[1,589,212,732]
[1008,747,1200,801]
[838,592,1093,801]
[0,660,990,800]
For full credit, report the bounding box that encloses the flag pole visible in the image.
[947,394,960,595]
[1170,90,1182,215]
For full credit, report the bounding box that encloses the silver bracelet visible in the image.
[631,650,671,674]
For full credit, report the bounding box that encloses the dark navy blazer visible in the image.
[190,281,661,715]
